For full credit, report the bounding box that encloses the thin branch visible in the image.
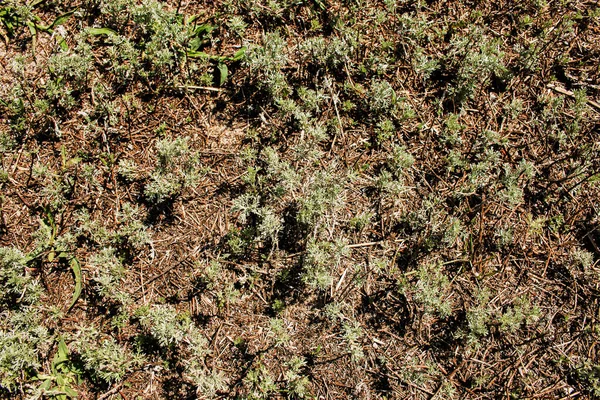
[175,85,225,92]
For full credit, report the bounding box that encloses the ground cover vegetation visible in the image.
[0,0,599,398]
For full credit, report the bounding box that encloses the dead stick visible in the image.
[175,85,225,93]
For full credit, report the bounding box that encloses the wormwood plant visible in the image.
[572,248,595,274]
[88,0,244,89]
[445,29,509,104]
[88,247,130,305]
[94,0,193,84]
[407,261,453,318]
[268,318,291,347]
[302,239,349,290]
[375,144,415,200]
[246,31,291,100]
[229,144,305,255]
[188,367,228,399]
[136,304,209,358]
[75,202,151,251]
[243,363,277,400]
[368,79,398,115]
[261,146,301,193]
[144,136,203,203]
[0,309,49,393]
[135,304,224,395]
[453,288,493,350]
[0,247,41,307]
[571,358,600,397]
[0,0,72,48]
[299,34,356,71]
[342,320,364,362]
[283,356,310,398]
[498,295,540,333]
[0,247,85,396]
[0,0,599,397]
[47,38,93,90]
[297,170,345,227]
[74,328,144,385]
[231,193,283,250]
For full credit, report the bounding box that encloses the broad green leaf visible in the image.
[231,46,247,61]
[49,10,74,29]
[193,23,214,36]
[58,338,69,360]
[87,27,117,36]
[40,379,53,390]
[217,62,228,86]
[65,156,81,169]
[56,34,68,51]
[64,386,78,397]
[188,36,208,52]
[186,49,210,59]
[32,374,53,381]
[26,21,36,35]
[51,337,69,373]
[68,257,82,310]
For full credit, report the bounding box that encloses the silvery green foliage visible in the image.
[302,239,349,290]
[232,193,260,225]
[261,146,300,192]
[246,32,291,99]
[131,0,189,67]
[0,247,41,307]
[298,171,345,226]
[342,320,364,362]
[188,367,228,399]
[446,30,508,104]
[144,173,183,203]
[100,0,192,79]
[498,296,540,333]
[137,305,208,357]
[48,40,93,85]
[268,318,290,347]
[0,248,47,393]
[137,305,217,394]
[116,203,152,249]
[228,16,247,37]
[368,79,397,115]
[299,35,356,70]
[145,137,202,203]
[0,329,40,391]
[243,364,277,399]
[257,207,283,245]
[89,247,130,304]
[74,203,151,250]
[0,309,49,392]
[388,145,415,176]
[466,289,493,338]
[413,47,440,80]
[75,328,144,384]
[572,248,594,270]
[117,158,140,181]
[232,184,284,249]
[284,356,310,398]
[413,262,452,318]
